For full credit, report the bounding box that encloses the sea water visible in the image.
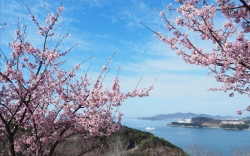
[121,118,250,155]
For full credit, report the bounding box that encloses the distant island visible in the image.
[138,113,250,130]
[167,117,250,130]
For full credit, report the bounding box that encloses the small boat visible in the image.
[145,127,155,130]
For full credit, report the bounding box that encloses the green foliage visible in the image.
[108,126,188,156]
[114,126,152,145]
[191,117,221,125]
[220,124,249,130]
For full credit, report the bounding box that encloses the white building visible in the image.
[185,119,191,123]
[177,118,192,123]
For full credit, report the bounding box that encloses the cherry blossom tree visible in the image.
[0,3,154,156]
[144,0,250,115]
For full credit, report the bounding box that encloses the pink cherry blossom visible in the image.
[246,106,250,112]
[102,65,107,71]
[149,0,250,115]
[0,4,154,156]
[237,110,242,115]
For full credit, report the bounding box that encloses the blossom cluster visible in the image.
[155,0,250,114]
[0,5,153,156]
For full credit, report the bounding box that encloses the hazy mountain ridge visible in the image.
[243,116,250,120]
[138,112,244,120]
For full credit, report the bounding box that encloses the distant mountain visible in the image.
[242,116,250,120]
[138,112,241,120]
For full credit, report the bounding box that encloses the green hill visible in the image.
[220,124,249,130]
[53,126,188,156]
[115,126,188,156]
[191,117,221,125]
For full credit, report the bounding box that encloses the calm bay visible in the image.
[121,118,250,155]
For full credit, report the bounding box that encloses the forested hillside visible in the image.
[53,126,188,156]
[191,117,221,125]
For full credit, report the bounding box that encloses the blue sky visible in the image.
[1,0,249,118]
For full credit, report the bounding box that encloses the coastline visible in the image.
[122,118,250,155]
[167,124,250,130]
[164,116,250,131]
[202,126,220,129]
[167,123,250,130]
